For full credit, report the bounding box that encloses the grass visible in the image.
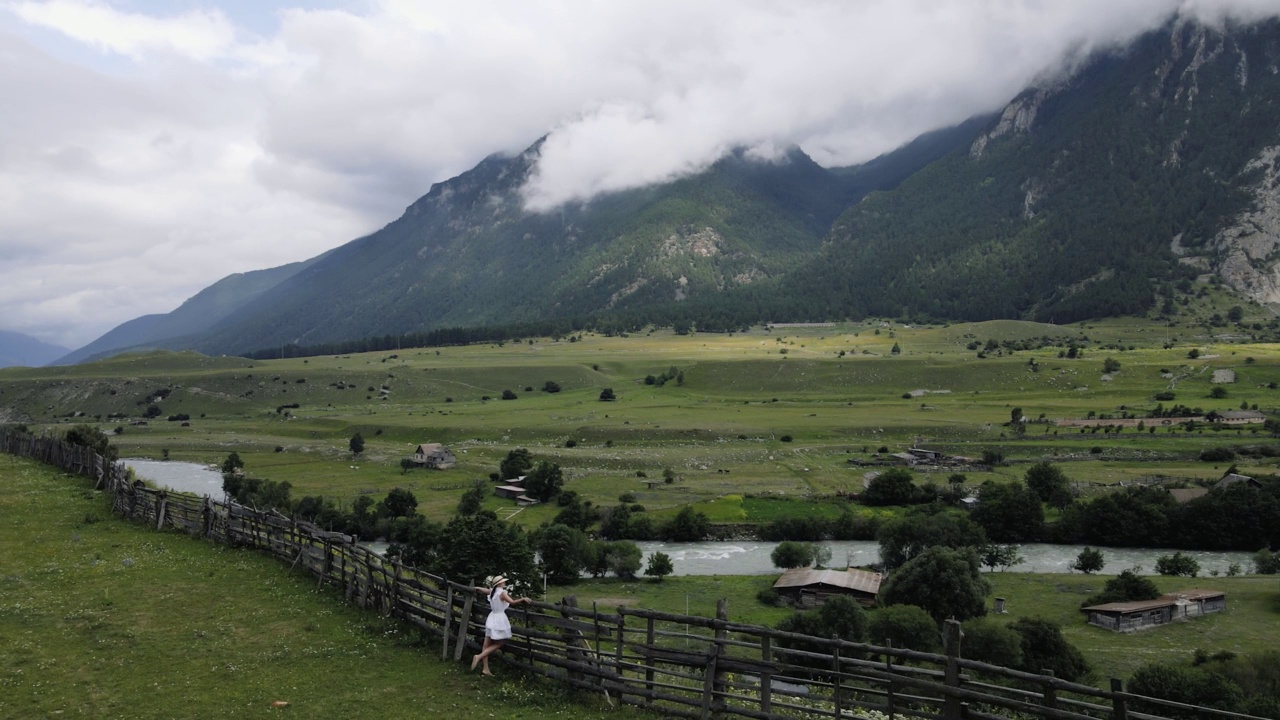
[8,318,1280,531]
[0,454,651,719]
[978,573,1280,681]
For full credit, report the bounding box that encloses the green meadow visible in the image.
[0,454,645,719]
[4,316,1280,716]
[3,318,1279,526]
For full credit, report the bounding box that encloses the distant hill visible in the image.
[0,330,70,368]
[54,253,331,365]
[62,17,1280,361]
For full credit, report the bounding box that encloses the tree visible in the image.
[541,380,562,393]
[866,605,940,653]
[1210,386,1229,399]
[862,467,918,505]
[1024,462,1073,509]
[64,424,118,462]
[457,480,487,516]
[877,513,987,571]
[1253,549,1280,574]
[1155,551,1201,577]
[1103,357,1122,374]
[1072,546,1105,574]
[771,541,830,569]
[599,387,617,401]
[429,513,537,590]
[1009,618,1089,682]
[501,389,517,400]
[644,551,674,582]
[536,523,590,585]
[879,546,990,624]
[1128,662,1246,719]
[961,617,1023,668]
[552,493,594,531]
[660,506,711,542]
[523,460,564,502]
[969,481,1044,543]
[775,596,868,670]
[1082,569,1160,607]
[500,448,533,480]
[349,432,365,456]
[979,543,1024,572]
[604,541,642,579]
[220,451,245,475]
[378,487,418,518]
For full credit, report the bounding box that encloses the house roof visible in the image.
[773,567,882,594]
[1169,488,1209,504]
[1219,410,1266,421]
[1081,590,1225,613]
[416,443,446,453]
[1215,473,1259,490]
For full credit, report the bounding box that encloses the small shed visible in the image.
[1081,590,1226,632]
[772,568,882,609]
[1215,473,1261,490]
[413,443,456,469]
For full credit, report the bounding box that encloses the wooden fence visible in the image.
[2,429,1269,720]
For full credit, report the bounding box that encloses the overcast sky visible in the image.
[2,0,1279,351]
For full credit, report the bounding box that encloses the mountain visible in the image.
[53,254,330,365]
[72,122,976,360]
[776,18,1280,324]
[0,330,70,368]
[64,17,1280,360]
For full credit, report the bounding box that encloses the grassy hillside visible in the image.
[0,454,645,719]
[4,315,1280,527]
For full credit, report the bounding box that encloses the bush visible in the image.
[866,605,940,653]
[961,617,1023,668]
[1156,551,1201,577]
[1010,618,1089,682]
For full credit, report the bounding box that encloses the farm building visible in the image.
[412,443,456,469]
[1081,590,1226,632]
[1216,410,1266,425]
[493,476,536,504]
[772,568,882,608]
[1215,473,1261,490]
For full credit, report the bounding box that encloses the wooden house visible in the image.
[772,568,882,608]
[493,476,536,504]
[1081,589,1226,632]
[412,443,456,469]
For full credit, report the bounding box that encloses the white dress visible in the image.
[485,589,512,640]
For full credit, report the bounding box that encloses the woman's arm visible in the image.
[499,592,530,605]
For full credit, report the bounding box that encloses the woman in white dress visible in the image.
[470,575,529,675]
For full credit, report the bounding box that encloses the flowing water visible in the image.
[123,461,1258,577]
[125,459,225,497]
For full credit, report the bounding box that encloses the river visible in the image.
[126,460,1257,576]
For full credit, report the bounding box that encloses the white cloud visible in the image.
[9,0,237,61]
[1,0,1278,349]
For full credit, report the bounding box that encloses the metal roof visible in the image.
[773,567,882,594]
[1081,590,1225,613]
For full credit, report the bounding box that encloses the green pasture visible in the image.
[4,318,1280,525]
[0,454,645,720]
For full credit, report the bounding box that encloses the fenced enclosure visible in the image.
[2,429,1270,720]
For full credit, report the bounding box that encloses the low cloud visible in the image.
[2,0,1278,347]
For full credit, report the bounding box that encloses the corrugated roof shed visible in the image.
[773,567,882,594]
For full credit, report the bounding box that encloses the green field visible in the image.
[3,319,1280,528]
[0,454,648,719]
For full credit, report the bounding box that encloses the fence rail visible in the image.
[2,429,1266,720]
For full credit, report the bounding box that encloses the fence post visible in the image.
[701,644,719,720]
[1041,669,1057,711]
[713,598,728,715]
[1111,677,1128,720]
[832,633,843,718]
[441,582,454,661]
[943,619,963,720]
[453,589,474,662]
[615,609,626,704]
[645,616,656,701]
[885,638,896,719]
[760,634,773,715]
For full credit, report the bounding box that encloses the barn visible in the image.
[1081,589,1226,632]
[772,568,882,608]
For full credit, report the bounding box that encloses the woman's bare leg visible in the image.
[481,639,505,675]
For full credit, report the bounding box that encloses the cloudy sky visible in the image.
[3,0,1279,350]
